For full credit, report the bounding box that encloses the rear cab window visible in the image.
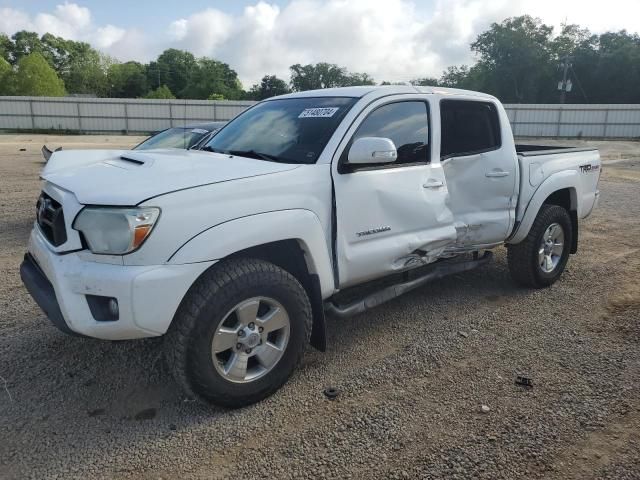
[440,100,501,159]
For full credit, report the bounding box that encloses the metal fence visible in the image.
[0,96,254,133]
[504,104,640,138]
[1,96,639,138]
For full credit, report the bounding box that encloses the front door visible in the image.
[332,97,457,288]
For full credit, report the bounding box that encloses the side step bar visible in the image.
[324,251,493,318]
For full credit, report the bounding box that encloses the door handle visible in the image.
[485,171,509,178]
[423,179,444,188]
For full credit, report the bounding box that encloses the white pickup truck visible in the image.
[21,86,601,407]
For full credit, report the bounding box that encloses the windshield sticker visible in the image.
[298,107,339,118]
[191,128,209,134]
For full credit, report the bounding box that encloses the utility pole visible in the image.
[558,55,573,104]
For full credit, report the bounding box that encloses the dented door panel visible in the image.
[442,150,516,246]
[437,97,518,248]
[334,163,457,288]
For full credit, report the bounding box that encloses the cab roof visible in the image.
[274,85,497,101]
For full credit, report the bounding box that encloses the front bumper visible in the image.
[21,253,80,336]
[21,227,215,340]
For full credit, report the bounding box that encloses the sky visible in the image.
[1,0,639,88]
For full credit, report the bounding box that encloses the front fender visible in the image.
[168,209,336,298]
[508,170,578,245]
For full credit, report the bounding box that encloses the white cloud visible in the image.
[0,2,141,58]
[33,2,91,38]
[94,25,126,49]
[168,8,233,57]
[0,7,34,33]
[1,0,639,88]
[164,0,515,85]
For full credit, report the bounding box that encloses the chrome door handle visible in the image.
[423,179,444,188]
[485,171,509,178]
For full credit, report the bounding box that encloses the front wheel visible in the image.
[507,204,572,288]
[164,258,312,408]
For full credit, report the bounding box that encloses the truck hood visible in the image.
[42,149,299,205]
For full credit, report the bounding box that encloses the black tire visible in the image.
[164,258,312,408]
[507,204,573,288]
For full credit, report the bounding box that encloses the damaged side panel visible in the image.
[441,151,517,247]
[334,164,457,288]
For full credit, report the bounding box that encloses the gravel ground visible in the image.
[0,135,639,479]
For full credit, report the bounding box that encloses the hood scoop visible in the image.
[119,155,145,165]
[103,152,155,169]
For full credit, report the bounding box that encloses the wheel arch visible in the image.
[225,239,327,351]
[167,209,334,351]
[508,171,579,246]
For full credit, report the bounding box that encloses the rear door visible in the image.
[332,96,457,288]
[438,99,518,246]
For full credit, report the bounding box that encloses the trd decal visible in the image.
[579,164,600,173]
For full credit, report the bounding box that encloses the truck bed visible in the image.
[514,144,601,236]
[515,144,598,156]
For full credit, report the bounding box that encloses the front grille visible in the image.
[36,192,67,246]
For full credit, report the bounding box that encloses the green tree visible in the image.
[0,34,11,63]
[439,66,469,87]
[181,58,244,100]
[470,15,555,102]
[290,63,343,90]
[6,32,108,95]
[410,77,440,87]
[10,31,46,65]
[438,65,491,90]
[11,52,65,96]
[144,85,175,99]
[57,40,108,95]
[0,58,13,95]
[345,72,376,86]
[148,49,196,97]
[552,24,593,58]
[108,61,148,98]
[247,74,290,100]
[289,62,375,91]
[587,31,640,103]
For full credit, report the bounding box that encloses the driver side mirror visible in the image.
[347,137,397,165]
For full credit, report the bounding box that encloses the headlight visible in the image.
[73,207,160,255]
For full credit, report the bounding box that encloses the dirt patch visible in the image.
[0,135,639,479]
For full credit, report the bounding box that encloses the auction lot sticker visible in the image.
[299,107,339,118]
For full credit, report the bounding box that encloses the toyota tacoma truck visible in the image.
[21,86,601,407]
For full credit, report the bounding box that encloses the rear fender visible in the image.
[508,171,579,245]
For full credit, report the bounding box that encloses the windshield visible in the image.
[135,127,211,150]
[203,97,357,164]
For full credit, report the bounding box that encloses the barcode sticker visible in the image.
[298,107,339,118]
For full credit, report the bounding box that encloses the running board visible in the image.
[324,251,493,318]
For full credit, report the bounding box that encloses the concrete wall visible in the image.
[1,96,639,138]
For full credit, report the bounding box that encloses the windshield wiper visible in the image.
[201,145,225,154]
[227,150,292,163]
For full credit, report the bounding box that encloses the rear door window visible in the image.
[440,100,501,159]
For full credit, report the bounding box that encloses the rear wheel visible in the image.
[164,258,312,407]
[507,204,572,288]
